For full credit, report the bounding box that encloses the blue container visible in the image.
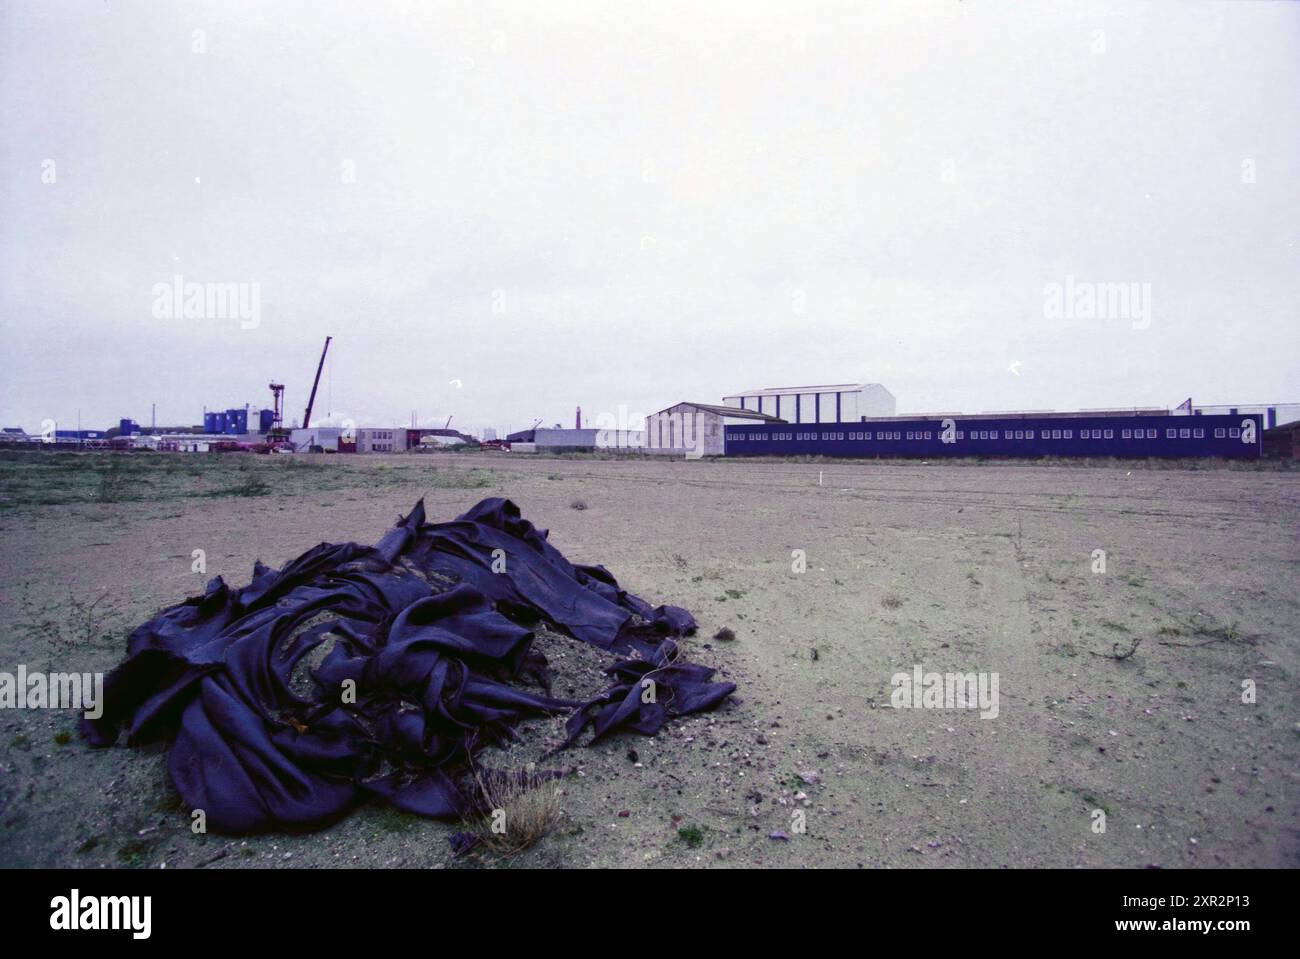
[224,408,248,435]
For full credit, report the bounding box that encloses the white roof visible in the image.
[726,383,885,396]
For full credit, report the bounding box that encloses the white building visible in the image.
[644,402,783,457]
[1178,401,1300,431]
[290,427,347,452]
[722,383,895,423]
[356,428,407,453]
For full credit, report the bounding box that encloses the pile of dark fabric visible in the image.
[83,498,734,832]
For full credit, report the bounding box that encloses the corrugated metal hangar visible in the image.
[722,383,896,423]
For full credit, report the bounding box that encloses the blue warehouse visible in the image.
[725,413,1264,460]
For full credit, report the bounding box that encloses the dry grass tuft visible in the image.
[466,768,562,857]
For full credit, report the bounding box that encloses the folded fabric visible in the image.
[83,498,735,832]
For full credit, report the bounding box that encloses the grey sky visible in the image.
[2,0,1296,436]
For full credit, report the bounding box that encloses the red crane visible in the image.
[302,336,332,429]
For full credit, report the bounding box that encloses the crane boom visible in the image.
[302,336,332,429]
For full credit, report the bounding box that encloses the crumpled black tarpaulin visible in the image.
[82,498,735,832]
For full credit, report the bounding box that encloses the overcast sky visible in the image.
[2,0,1296,435]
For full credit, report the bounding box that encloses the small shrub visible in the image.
[464,769,562,857]
[677,825,704,848]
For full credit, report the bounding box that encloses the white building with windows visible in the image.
[644,402,783,456]
[356,428,406,453]
[722,383,895,423]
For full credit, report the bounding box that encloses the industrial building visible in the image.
[355,428,406,453]
[408,427,477,449]
[722,383,896,423]
[726,411,1265,460]
[643,403,782,456]
[1179,401,1300,430]
[505,427,643,453]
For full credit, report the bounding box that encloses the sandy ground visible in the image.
[0,451,1296,869]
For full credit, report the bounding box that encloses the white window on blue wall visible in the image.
[1229,428,1240,438]
[1179,429,1190,439]
[1166,429,1177,439]
[1193,428,1204,438]
[1214,428,1225,438]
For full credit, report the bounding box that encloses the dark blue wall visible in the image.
[725,414,1262,460]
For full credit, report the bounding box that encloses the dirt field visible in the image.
[1,450,1296,868]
